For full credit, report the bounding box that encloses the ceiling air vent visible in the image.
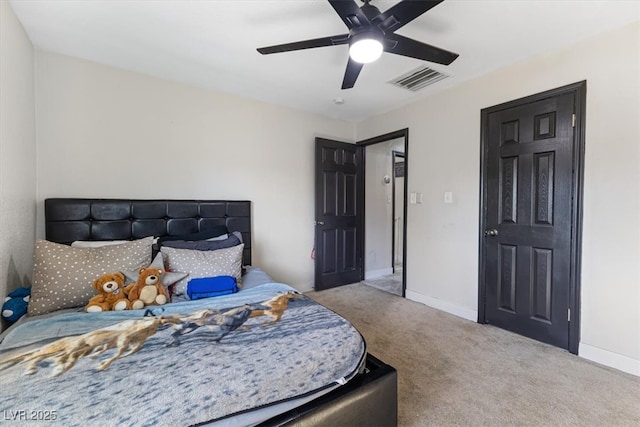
[389,66,449,91]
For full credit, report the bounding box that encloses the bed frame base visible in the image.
[260,353,397,427]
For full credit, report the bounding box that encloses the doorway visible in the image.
[478,82,586,353]
[359,130,408,297]
[314,129,408,296]
[392,151,405,275]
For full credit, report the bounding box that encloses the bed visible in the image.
[0,198,397,426]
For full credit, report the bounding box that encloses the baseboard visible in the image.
[405,289,478,322]
[579,343,640,377]
[295,281,314,293]
[364,268,393,280]
[405,292,639,377]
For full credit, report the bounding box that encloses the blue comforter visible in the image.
[0,283,366,426]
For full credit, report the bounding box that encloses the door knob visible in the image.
[315,221,325,226]
[484,228,498,237]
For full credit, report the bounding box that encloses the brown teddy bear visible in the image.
[85,272,131,312]
[125,267,168,309]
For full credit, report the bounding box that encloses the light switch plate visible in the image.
[444,192,453,204]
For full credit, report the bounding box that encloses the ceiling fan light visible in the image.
[349,38,383,64]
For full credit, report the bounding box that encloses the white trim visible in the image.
[364,268,393,280]
[406,289,478,322]
[579,343,640,377]
[297,285,314,293]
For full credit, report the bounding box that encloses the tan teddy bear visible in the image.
[125,267,168,309]
[85,272,131,312]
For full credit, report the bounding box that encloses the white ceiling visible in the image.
[9,0,640,122]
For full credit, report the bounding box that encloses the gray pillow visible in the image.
[161,244,244,297]
[160,231,242,251]
[29,237,153,316]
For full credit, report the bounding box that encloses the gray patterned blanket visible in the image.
[0,283,366,426]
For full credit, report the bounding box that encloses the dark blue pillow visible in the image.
[156,226,228,244]
[160,231,242,251]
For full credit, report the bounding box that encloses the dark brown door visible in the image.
[314,138,363,290]
[480,83,585,352]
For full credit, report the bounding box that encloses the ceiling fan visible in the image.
[257,0,459,90]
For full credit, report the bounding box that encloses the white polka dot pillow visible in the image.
[161,244,244,297]
[29,237,153,315]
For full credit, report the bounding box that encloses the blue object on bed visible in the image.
[187,275,238,299]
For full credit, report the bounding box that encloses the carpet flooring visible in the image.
[362,272,403,296]
[307,283,640,427]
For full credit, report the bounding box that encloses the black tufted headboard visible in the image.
[44,198,252,265]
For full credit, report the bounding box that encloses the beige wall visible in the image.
[356,22,640,375]
[0,0,37,329]
[34,51,354,292]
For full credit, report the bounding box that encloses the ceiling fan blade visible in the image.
[374,0,444,33]
[384,34,458,65]
[257,34,349,54]
[342,58,364,89]
[328,0,371,29]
